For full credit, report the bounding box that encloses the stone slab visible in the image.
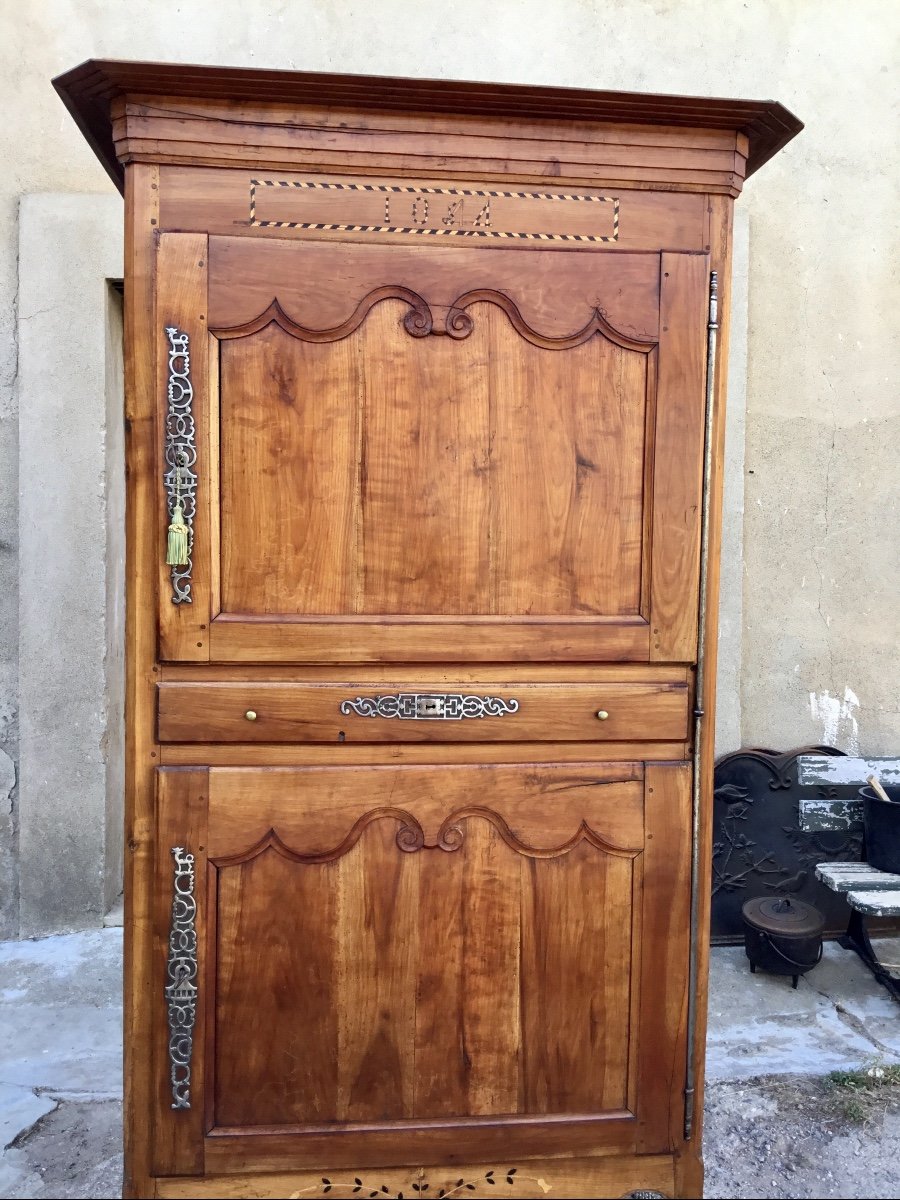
[0,1085,56,1151]
[809,937,900,1057]
[706,943,900,1082]
[0,930,121,1009]
[0,931,122,1099]
[2,1099,122,1200]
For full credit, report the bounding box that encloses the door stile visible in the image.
[638,342,660,623]
[157,233,210,661]
[634,762,692,1153]
[649,253,709,661]
[207,328,222,621]
[625,841,644,1119]
[153,767,209,1178]
[202,854,218,1146]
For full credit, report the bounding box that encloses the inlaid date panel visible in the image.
[156,680,690,743]
[161,167,708,251]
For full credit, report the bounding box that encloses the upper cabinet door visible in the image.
[157,232,708,663]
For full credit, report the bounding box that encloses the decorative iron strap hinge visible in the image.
[163,326,196,605]
[339,693,519,720]
[164,846,197,1110]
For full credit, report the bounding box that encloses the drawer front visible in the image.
[157,681,690,743]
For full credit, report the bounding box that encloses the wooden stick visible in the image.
[868,774,895,804]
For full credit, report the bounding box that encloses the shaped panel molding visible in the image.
[213,288,656,352]
[207,237,663,342]
[212,807,641,868]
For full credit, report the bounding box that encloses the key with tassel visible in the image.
[166,459,190,567]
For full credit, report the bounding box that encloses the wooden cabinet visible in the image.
[55,61,801,1200]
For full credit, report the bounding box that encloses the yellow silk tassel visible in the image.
[166,503,189,566]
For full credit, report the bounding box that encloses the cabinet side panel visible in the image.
[123,161,160,1200]
[685,193,735,1165]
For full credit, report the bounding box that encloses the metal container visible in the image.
[860,783,900,874]
[742,896,825,988]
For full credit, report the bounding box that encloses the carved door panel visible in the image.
[154,762,692,1176]
[157,233,708,664]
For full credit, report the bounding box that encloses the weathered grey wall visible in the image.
[17,195,124,937]
[2,1,897,933]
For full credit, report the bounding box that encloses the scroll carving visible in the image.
[213,289,433,343]
[444,289,656,352]
[213,807,638,869]
[212,289,656,353]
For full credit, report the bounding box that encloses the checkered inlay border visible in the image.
[248,179,619,243]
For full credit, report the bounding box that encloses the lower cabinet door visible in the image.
[152,760,692,1184]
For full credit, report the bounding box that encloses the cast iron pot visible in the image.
[742,896,824,988]
[860,783,900,874]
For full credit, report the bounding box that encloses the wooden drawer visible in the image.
[157,681,690,743]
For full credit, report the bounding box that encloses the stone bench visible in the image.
[799,757,900,1001]
[816,862,900,917]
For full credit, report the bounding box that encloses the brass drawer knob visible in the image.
[596,709,610,721]
[244,710,258,721]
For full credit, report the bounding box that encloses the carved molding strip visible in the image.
[164,847,197,1110]
[214,289,432,343]
[212,290,655,353]
[163,327,196,605]
[445,289,656,352]
[213,807,638,869]
[340,693,519,720]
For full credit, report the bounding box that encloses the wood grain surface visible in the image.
[214,286,652,622]
[154,1153,676,1198]
[205,763,642,1130]
[157,680,689,743]
[156,233,210,661]
[67,61,770,1200]
[121,162,162,1200]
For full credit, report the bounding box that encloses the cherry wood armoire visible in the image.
[54,61,801,1200]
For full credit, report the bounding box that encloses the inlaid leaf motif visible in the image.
[292,1167,545,1199]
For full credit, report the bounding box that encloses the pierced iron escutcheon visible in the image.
[163,326,196,605]
[164,846,197,1109]
[340,693,520,720]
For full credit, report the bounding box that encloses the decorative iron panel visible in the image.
[163,326,196,605]
[339,693,519,720]
[164,846,197,1110]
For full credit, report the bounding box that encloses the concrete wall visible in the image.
[2,1,897,934]
[17,196,124,936]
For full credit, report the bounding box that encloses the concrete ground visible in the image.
[0,932,898,1199]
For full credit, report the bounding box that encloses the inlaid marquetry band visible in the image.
[340,693,520,720]
[249,178,620,243]
[298,1166,550,1196]
[163,327,196,605]
[164,847,197,1111]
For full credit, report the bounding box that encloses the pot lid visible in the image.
[742,896,825,936]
